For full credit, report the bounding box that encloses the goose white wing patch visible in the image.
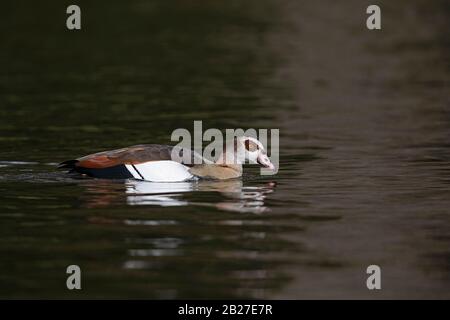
[126,161,194,182]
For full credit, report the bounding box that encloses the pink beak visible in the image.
[257,153,275,170]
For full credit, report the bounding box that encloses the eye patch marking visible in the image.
[245,139,259,152]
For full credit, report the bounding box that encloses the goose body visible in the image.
[59,137,275,182]
[125,161,193,182]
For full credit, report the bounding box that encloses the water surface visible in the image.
[0,0,449,298]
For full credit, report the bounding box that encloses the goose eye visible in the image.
[245,139,259,152]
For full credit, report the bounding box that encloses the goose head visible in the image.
[239,136,275,170]
[232,136,275,170]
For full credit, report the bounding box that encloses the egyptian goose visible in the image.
[58,136,275,182]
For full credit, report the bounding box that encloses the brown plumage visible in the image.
[189,164,242,180]
[59,144,199,169]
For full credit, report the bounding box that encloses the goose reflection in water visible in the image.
[79,178,288,299]
[82,178,276,214]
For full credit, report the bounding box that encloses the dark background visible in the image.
[0,0,449,298]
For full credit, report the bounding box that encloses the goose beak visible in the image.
[257,153,275,170]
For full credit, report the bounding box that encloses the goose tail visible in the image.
[57,159,78,170]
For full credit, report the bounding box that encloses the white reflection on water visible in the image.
[125,181,192,206]
[122,260,163,270]
[128,248,183,257]
[0,161,39,166]
[124,219,178,226]
[123,179,276,214]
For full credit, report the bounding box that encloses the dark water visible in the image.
[0,0,449,298]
